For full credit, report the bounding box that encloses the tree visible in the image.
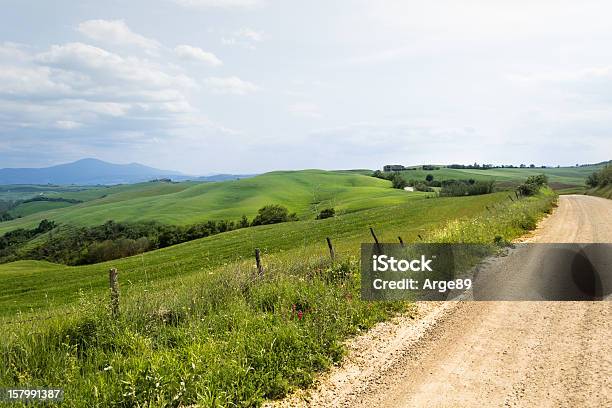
[316,208,336,220]
[238,215,249,228]
[391,174,407,189]
[425,174,434,183]
[251,205,297,226]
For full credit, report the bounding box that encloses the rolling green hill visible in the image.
[0,170,425,234]
[0,190,533,318]
[0,188,557,407]
[395,165,602,188]
[8,200,76,217]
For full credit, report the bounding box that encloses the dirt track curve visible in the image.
[272,195,612,408]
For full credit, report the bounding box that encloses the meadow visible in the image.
[393,164,602,188]
[1,164,602,235]
[0,171,425,234]
[1,184,557,407]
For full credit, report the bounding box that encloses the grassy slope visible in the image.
[8,200,75,217]
[397,165,599,187]
[0,189,557,407]
[0,171,424,234]
[0,191,501,318]
[588,185,612,199]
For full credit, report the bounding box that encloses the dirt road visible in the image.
[276,195,611,408]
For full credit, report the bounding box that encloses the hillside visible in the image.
[393,165,603,189]
[0,188,557,408]
[0,158,184,185]
[0,170,424,234]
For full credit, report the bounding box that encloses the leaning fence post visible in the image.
[398,236,404,247]
[255,248,264,277]
[326,237,335,261]
[109,268,119,318]
[370,227,382,253]
[508,195,514,202]
[515,191,519,200]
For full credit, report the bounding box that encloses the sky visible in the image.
[0,0,611,174]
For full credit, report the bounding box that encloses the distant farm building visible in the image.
[383,164,405,172]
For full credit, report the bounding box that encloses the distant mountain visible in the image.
[0,158,186,185]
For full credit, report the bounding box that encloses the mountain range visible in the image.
[0,158,253,185]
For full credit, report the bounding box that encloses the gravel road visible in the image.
[273,195,611,408]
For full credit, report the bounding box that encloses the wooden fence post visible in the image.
[508,195,514,202]
[515,191,519,200]
[326,237,335,261]
[255,248,264,277]
[109,268,119,318]
[398,236,404,247]
[370,227,382,253]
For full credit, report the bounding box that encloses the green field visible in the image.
[0,186,557,407]
[0,191,499,318]
[395,165,603,189]
[589,185,612,199]
[0,171,427,234]
[8,200,76,217]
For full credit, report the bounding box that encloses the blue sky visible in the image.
[1,0,611,174]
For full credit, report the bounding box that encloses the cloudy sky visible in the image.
[1,0,611,174]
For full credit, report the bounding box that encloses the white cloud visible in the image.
[204,76,258,95]
[77,19,161,54]
[172,0,265,9]
[288,102,321,118]
[221,28,264,49]
[55,120,82,129]
[0,42,202,134]
[174,45,222,66]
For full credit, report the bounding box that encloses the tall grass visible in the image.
[1,189,557,407]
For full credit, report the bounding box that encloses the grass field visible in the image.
[588,185,612,199]
[0,186,557,407]
[0,190,498,318]
[8,200,76,217]
[395,165,602,188]
[0,171,427,234]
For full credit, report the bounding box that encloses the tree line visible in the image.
[0,204,311,266]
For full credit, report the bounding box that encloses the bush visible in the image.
[517,174,548,196]
[391,174,407,189]
[251,205,298,226]
[440,180,494,196]
[525,174,548,186]
[517,183,539,196]
[316,208,336,220]
[586,165,612,188]
[414,182,433,192]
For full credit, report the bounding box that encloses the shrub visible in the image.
[525,174,548,186]
[440,180,494,196]
[251,205,298,226]
[414,182,433,192]
[586,165,612,188]
[516,174,549,197]
[316,208,336,220]
[517,183,539,196]
[391,174,407,189]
